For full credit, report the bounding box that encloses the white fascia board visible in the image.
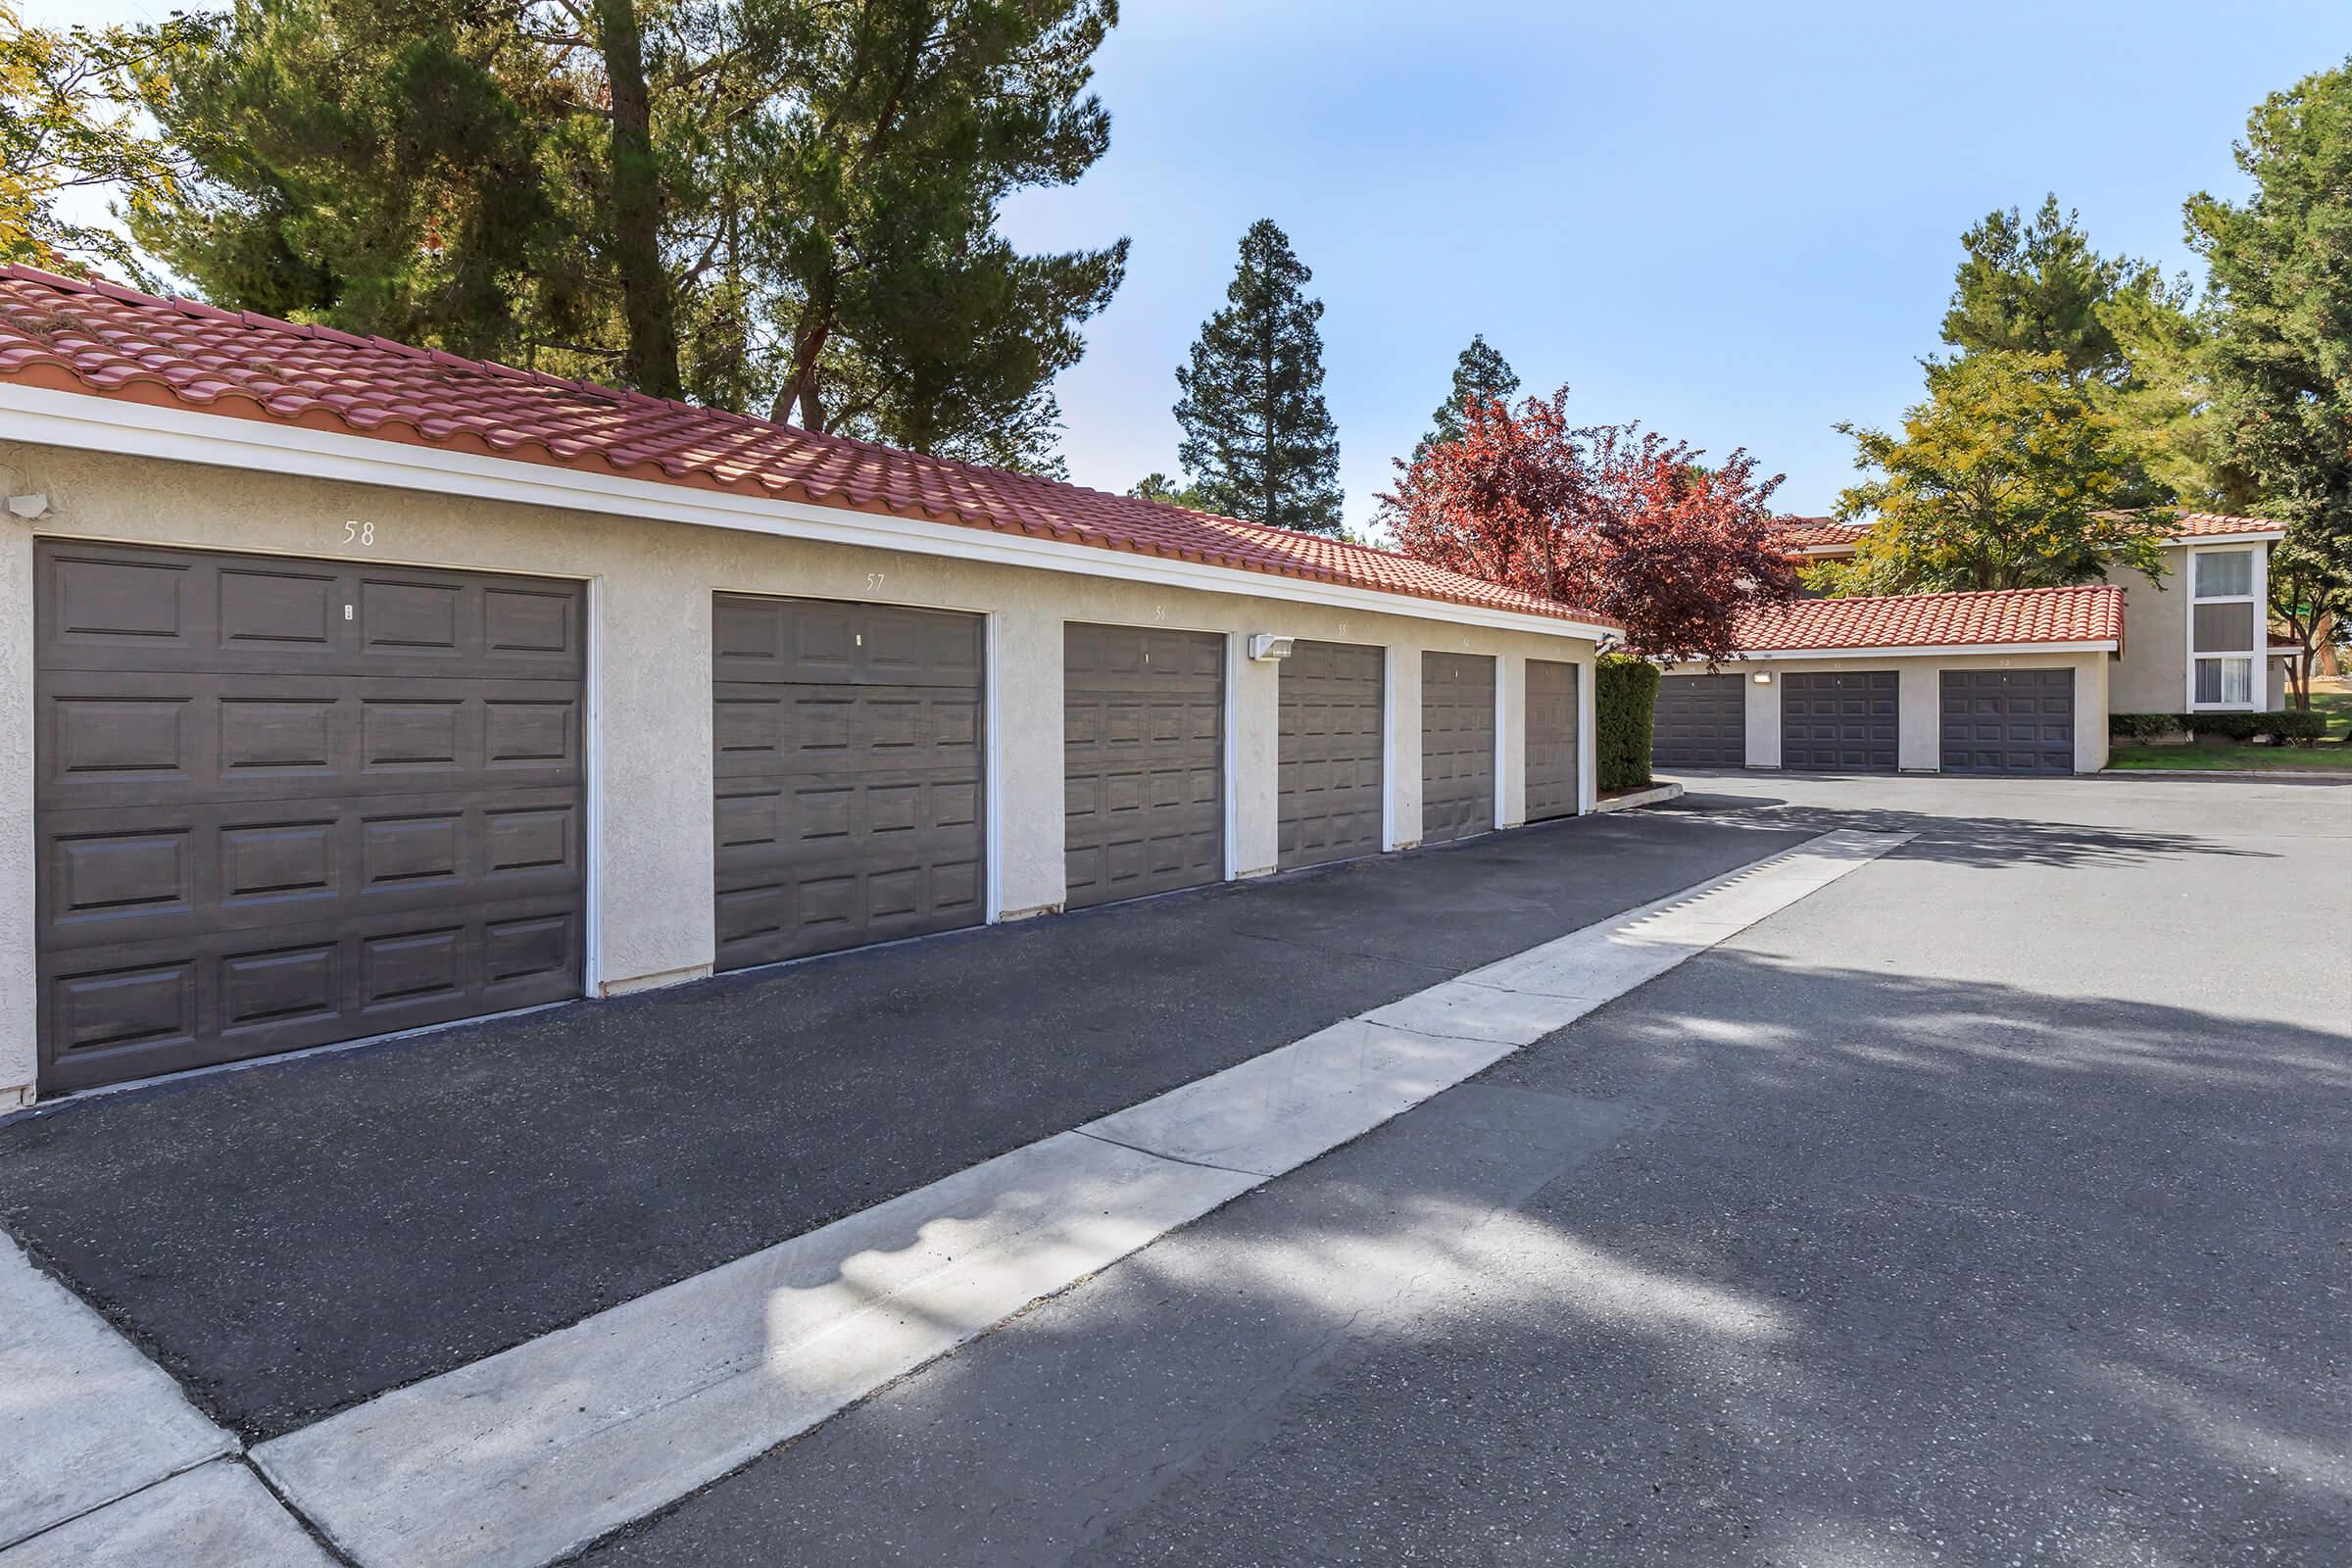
[2168,530,2284,547]
[0,383,1616,645]
[1669,639,2119,667]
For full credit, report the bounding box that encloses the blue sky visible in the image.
[29,0,2352,526]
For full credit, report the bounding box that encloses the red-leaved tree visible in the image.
[1383,387,1799,663]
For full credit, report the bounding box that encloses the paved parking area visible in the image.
[0,807,1806,1442]
[5,771,2346,1567]
[570,772,2352,1567]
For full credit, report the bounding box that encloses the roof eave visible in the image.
[0,378,1622,643]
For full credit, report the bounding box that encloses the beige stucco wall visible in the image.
[0,441,1601,1102]
[1664,649,2112,775]
[2105,552,2187,713]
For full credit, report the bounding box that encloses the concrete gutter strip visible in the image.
[0,1237,239,1551]
[0,1462,334,1568]
[247,828,1907,1568]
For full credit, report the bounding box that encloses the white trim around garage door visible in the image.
[0,384,1617,647]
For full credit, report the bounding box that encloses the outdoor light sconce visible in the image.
[1752,671,1773,685]
[1248,633,1295,662]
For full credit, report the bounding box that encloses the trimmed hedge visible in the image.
[1596,654,1660,790]
[2109,710,2328,744]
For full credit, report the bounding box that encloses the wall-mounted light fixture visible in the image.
[1248,633,1295,662]
[6,493,50,519]
[1752,671,1773,685]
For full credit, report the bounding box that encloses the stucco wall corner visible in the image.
[0,504,34,1102]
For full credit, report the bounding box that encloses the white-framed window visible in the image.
[2188,546,2261,710]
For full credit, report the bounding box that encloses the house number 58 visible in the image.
[342,520,377,547]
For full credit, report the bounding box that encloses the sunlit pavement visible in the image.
[573,772,2352,1567]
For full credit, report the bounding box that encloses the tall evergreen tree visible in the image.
[2188,60,2352,705]
[126,0,1126,471]
[1415,333,1519,460]
[1173,219,1343,533]
[1940,195,2165,386]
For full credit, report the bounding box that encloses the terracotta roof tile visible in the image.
[0,267,1616,630]
[2163,511,2285,539]
[1733,585,2125,652]
[1772,516,1869,552]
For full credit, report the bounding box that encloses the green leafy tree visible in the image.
[129,0,1123,470]
[1941,195,2166,385]
[1173,219,1343,534]
[1415,333,1518,460]
[1815,351,2167,594]
[2188,60,2352,707]
[1127,471,1206,509]
[0,3,190,282]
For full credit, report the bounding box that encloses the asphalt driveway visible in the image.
[569,771,2352,1567]
[0,805,1808,1442]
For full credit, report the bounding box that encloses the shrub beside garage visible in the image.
[2111,710,2328,746]
[1596,655,1660,789]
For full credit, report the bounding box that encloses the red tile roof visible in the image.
[1732,585,2125,653]
[1772,516,1869,552]
[2163,511,2285,540]
[0,266,1616,630]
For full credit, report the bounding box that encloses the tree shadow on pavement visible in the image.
[583,950,2351,1568]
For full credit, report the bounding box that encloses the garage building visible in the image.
[1653,586,2123,776]
[0,267,1615,1102]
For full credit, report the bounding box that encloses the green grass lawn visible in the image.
[2106,687,2352,771]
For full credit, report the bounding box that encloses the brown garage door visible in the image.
[1278,640,1384,870]
[1525,659,1581,822]
[1654,673,1746,767]
[1781,670,1898,771]
[1420,652,1495,845]
[34,541,585,1094]
[711,596,985,970]
[1940,668,2075,775]
[1064,623,1224,908]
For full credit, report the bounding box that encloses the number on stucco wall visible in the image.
[341,520,376,547]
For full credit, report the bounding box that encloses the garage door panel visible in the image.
[1419,653,1495,845]
[1781,671,1898,772]
[38,545,584,681]
[36,893,583,1095]
[1940,669,2075,774]
[1278,641,1385,870]
[34,542,586,1093]
[1525,659,1581,822]
[38,786,585,956]
[712,596,987,970]
[711,685,980,781]
[1653,674,1745,767]
[1064,625,1226,908]
[38,672,584,809]
[711,597,982,688]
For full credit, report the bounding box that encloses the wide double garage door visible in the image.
[711,596,985,970]
[1780,671,1898,772]
[1653,673,1745,767]
[1940,668,2075,774]
[34,542,585,1094]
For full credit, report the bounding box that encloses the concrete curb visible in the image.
[2100,767,2352,782]
[1593,780,1685,813]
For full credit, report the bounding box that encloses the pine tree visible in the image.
[1415,334,1520,460]
[1174,220,1343,533]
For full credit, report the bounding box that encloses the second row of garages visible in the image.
[1652,666,2082,775]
